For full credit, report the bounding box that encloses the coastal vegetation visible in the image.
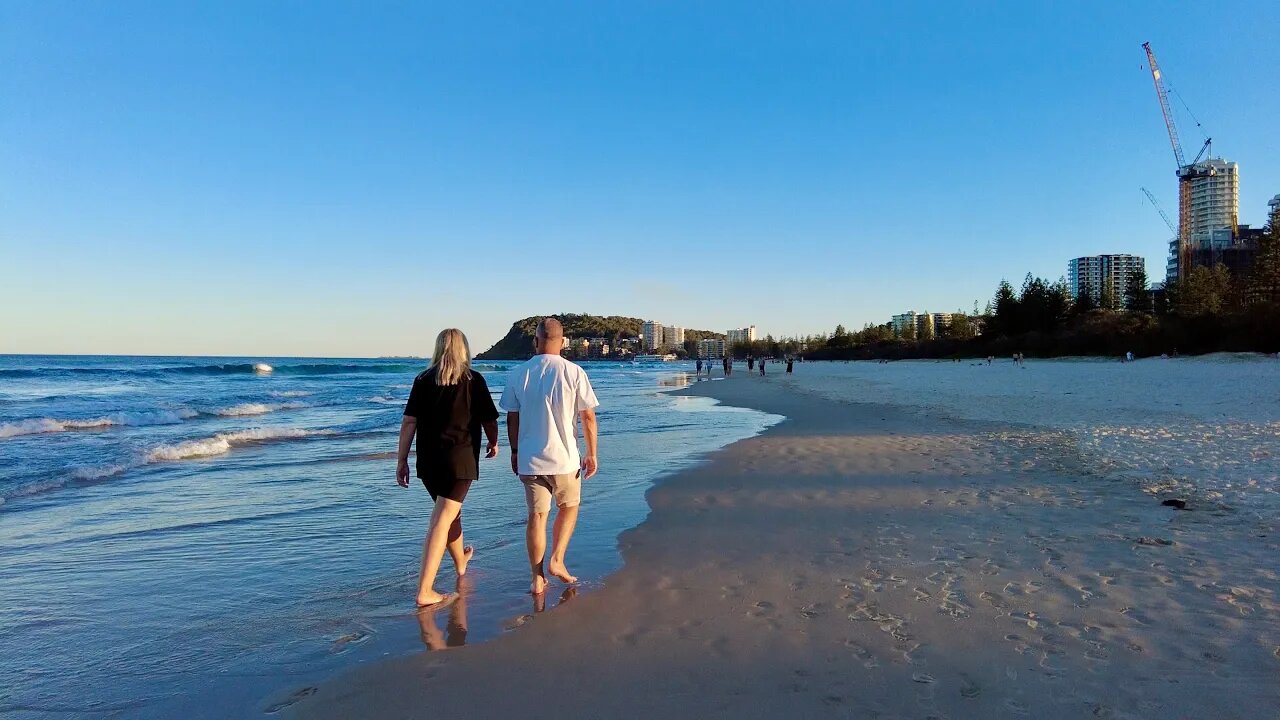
[806,209,1280,360]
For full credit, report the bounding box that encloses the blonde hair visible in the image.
[429,328,472,386]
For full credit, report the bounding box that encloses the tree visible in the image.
[989,280,1020,337]
[1178,265,1234,316]
[833,324,849,338]
[950,314,977,340]
[1073,286,1097,316]
[899,317,917,341]
[1124,267,1150,312]
[1246,207,1280,306]
[919,312,935,341]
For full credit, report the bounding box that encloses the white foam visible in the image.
[368,395,401,405]
[145,427,332,462]
[253,363,274,374]
[0,409,198,438]
[269,390,312,398]
[215,402,307,417]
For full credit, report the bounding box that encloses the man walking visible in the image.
[500,318,600,595]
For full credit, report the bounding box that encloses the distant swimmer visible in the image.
[398,328,500,608]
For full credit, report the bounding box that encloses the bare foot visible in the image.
[547,560,578,584]
[531,574,548,596]
[456,545,474,576]
[416,591,454,608]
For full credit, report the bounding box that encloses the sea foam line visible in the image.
[145,427,336,462]
[214,402,308,417]
[0,409,200,438]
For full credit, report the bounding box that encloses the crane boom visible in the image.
[1141,187,1177,235]
[1142,42,1185,169]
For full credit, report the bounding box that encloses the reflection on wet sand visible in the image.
[417,582,469,651]
[533,586,578,615]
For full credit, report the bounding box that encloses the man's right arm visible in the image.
[579,407,598,479]
[506,411,520,475]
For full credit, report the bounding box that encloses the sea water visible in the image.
[0,356,780,718]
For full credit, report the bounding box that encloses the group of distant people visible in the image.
[694,355,796,377]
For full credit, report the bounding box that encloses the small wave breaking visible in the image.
[145,428,335,462]
[214,402,308,417]
[0,409,200,439]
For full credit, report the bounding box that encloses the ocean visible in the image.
[0,355,781,718]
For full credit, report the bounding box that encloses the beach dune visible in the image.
[285,362,1279,719]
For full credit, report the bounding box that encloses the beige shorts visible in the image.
[520,472,581,513]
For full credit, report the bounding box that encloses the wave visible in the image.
[2,427,338,502]
[269,390,313,398]
[0,409,199,438]
[145,428,335,462]
[367,395,402,405]
[213,402,308,417]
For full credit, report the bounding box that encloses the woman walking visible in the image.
[397,329,500,608]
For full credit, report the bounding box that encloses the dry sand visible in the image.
[281,370,1279,719]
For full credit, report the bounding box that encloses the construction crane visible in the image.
[1141,187,1176,235]
[1142,41,1212,173]
[1142,42,1184,169]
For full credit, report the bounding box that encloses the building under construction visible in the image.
[1143,43,1253,283]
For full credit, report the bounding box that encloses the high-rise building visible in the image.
[726,326,757,346]
[663,326,685,346]
[697,338,726,358]
[1176,158,1239,280]
[891,312,953,339]
[891,312,919,337]
[1068,255,1146,308]
[641,321,664,351]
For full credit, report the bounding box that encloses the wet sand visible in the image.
[281,372,1279,719]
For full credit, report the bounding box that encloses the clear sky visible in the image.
[2,1,1277,357]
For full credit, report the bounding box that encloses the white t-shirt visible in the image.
[499,354,600,476]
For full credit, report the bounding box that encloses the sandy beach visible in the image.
[283,359,1279,719]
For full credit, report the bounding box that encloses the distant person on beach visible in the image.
[747,356,755,372]
[398,328,500,608]
[759,358,766,376]
[786,357,794,374]
[500,318,600,595]
[696,358,703,375]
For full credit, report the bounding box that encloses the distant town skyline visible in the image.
[2,2,1277,356]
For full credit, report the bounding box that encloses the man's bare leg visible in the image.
[445,513,473,576]
[416,498,463,606]
[526,510,549,595]
[547,503,579,584]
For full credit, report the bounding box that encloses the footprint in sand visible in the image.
[980,591,1010,610]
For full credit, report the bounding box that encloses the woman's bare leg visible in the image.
[416,497,463,606]
[445,513,473,576]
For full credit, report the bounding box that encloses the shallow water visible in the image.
[0,356,780,718]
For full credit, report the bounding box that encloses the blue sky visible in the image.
[2,1,1277,356]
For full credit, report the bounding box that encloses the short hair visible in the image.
[536,318,564,340]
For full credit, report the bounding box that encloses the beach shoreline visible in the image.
[282,367,1279,719]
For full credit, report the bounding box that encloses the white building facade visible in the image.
[1067,255,1146,308]
[697,338,726,359]
[641,321,664,351]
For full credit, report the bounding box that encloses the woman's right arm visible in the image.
[396,416,416,487]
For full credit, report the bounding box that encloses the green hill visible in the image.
[476,314,724,360]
